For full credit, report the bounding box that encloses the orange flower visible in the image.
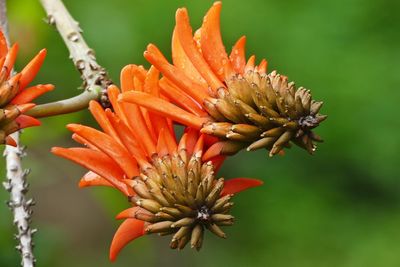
[0,30,54,145]
[52,65,262,261]
[119,1,326,158]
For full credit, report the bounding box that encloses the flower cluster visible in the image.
[52,0,326,262]
[0,31,53,145]
[52,65,262,261]
[120,1,326,157]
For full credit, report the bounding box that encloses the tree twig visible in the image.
[1,1,36,266]
[27,0,112,118]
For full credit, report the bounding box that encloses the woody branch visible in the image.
[27,0,112,118]
[1,1,36,267]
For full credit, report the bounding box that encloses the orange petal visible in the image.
[175,8,225,91]
[193,134,205,154]
[120,65,135,92]
[5,136,17,147]
[0,57,5,73]
[156,128,170,157]
[109,218,145,262]
[245,55,256,72]
[200,2,234,80]
[0,73,22,105]
[120,64,146,92]
[230,36,246,74]
[106,109,150,169]
[157,126,177,156]
[52,147,133,196]
[0,31,8,58]
[108,85,157,157]
[119,91,209,129]
[144,44,209,104]
[79,171,113,188]
[115,206,141,220]
[258,59,268,74]
[164,128,177,155]
[66,124,139,178]
[172,28,207,87]
[184,127,199,156]
[141,108,158,142]
[210,155,226,174]
[71,133,99,150]
[159,78,207,117]
[202,141,224,162]
[204,134,219,148]
[221,178,263,196]
[11,84,54,105]
[144,66,160,96]
[19,49,47,90]
[89,100,122,145]
[1,44,18,80]
[15,115,41,129]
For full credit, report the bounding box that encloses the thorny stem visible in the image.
[27,0,112,118]
[1,1,36,267]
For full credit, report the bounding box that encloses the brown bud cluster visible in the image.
[202,70,326,156]
[130,150,234,250]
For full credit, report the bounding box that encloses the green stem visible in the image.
[26,86,102,118]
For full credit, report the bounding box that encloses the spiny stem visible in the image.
[1,1,36,266]
[28,0,112,118]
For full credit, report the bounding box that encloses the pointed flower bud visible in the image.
[0,31,53,145]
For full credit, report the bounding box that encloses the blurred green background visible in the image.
[1,0,399,266]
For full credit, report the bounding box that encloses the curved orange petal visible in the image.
[159,126,177,156]
[144,44,209,104]
[115,206,141,220]
[221,178,263,196]
[230,36,246,74]
[51,147,133,196]
[119,91,210,129]
[159,78,207,117]
[184,127,199,156]
[108,85,157,157]
[120,65,135,92]
[258,59,268,74]
[172,28,207,87]
[5,136,17,147]
[193,134,205,154]
[0,31,7,58]
[1,44,18,80]
[15,115,40,129]
[66,124,139,178]
[156,128,170,157]
[105,109,150,169]
[202,141,224,162]
[245,55,256,72]
[175,8,225,91]
[88,100,122,145]
[210,155,226,174]
[71,133,99,150]
[109,218,145,262]
[11,84,54,105]
[79,171,113,188]
[19,49,47,90]
[144,66,160,96]
[200,2,234,80]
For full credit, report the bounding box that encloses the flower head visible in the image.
[0,30,53,145]
[52,65,262,261]
[119,2,326,157]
